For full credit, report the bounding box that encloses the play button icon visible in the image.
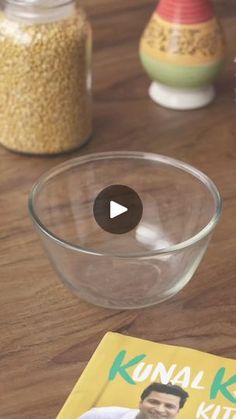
[110,201,128,219]
[93,185,143,234]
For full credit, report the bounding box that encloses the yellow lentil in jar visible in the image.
[0,1,92,154]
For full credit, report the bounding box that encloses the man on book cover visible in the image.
[79,382,189,419]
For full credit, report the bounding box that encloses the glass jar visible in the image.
[0,0,92,154]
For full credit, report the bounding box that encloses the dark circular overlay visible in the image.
[93,184,143,234]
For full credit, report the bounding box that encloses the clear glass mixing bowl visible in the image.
[28,151,222,309]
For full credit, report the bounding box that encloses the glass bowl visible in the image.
[28,151,222,309]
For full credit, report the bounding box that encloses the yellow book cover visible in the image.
[57,332,236,419]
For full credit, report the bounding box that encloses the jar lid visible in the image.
[4,0,75,22]
[6,0,73,8]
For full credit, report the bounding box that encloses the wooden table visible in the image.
[1,1,236,417]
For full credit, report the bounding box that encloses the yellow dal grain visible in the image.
[0,8,92,154]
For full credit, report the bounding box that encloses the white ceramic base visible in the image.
[149,82,215,110]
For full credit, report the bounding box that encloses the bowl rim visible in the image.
[28,151,222,259]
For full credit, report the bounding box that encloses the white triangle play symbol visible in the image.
[110,200,128,219]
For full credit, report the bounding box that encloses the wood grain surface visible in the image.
[0,1,236,418]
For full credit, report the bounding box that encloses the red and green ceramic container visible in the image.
[140,0,226,109]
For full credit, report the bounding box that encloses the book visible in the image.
[57,332,236,419]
